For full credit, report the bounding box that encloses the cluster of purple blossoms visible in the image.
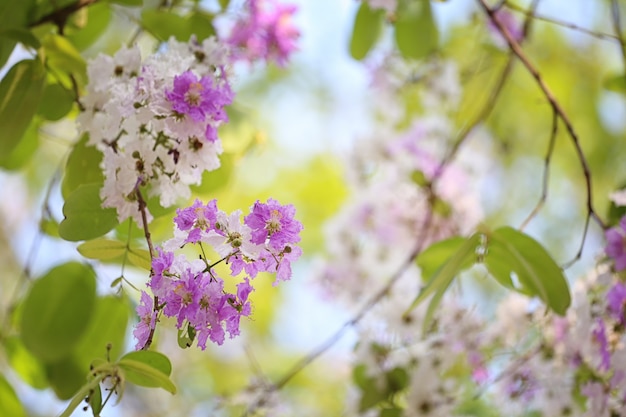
[78,37,234,224]
[226,0,300,66]
[133,198,303,350]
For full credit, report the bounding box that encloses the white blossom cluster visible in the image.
[77,37,233,224]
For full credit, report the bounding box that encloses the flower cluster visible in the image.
[226,0,300,66]
[77,37,234,224]
[313,63,481,307]
[133,198,303,350]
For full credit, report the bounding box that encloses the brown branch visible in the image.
[519,109,558,231]
[29,0,99,30]
[477,0,606,237]
[135,187,159,351]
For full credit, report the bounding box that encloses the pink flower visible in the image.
[244,198,303,251]
[174,198,219,243]
[165,70,233,141]
[133,291,157,350]
[226,0,300,66]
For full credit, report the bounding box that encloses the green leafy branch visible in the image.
[404,226,571,335]
[477,0,607,267]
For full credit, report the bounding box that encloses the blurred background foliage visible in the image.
[0,0,625,415]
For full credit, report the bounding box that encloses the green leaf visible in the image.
[36,83,74,121]
[0,0,35,67]
[416,236,471,281]
[105,0,143,6]
[58,183,119,241]
[0,374,26,417]
[77,239,127,261]
[66,2,112,50]
[40,33,87,84]
[380,408,402,417]
[141,9,191,42]
[88,383,103,417]
[604,73,626,94]
[358,378,385,412]
[0,116,40,170]
[177,324,195,349]
[394,0,439,60]
[188,11,216,41]
[3,337,48,389]
[127,248,152,270]
[62,134,104,198]
[0,38,16,69]
[410,169,428,187]
[45,355,87,400]
[0,60,46,158]
[352,363,369,390]
[119,351,176,394]
[74,296,131,365]
[0,28,41,49]
[349,2,385,60]
[218,0,230,11]
[405,233,481,331]
[486,227,571,315]
[385,367,409,393]
[20,262,97,363]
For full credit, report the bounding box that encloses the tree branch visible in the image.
[477,0,606,238]
[29,0,99,31]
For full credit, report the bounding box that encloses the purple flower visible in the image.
[605,216,626,271]
[607,281,626,324]
[165,71,233,141]
[226,0,300,66]
[194,276,228,348]
[592,318,611,372]
[162,269,201,328]
[468,351,489,384]
[166,71,214,122]
[174,199,219,243]
[133,291,157,350]
[244,198,303,250]
[221,278,254,338]
[149,248,174,298]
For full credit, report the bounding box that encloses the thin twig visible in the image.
[135,186,159,351]
[610,0,626,73]
[135,187,155,259]
[433,0,540,182]
[506,1,619,41]
[519,109,558,231]
[1,160,63,335]
[478,1,606,261]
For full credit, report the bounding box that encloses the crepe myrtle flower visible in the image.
[244,198,303,250]
[226,0,300,66]
[605,216,626,271]
[165,70,233,134]
[607,281,626,325]
[133,291,158,350]
[173,198,219,243]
